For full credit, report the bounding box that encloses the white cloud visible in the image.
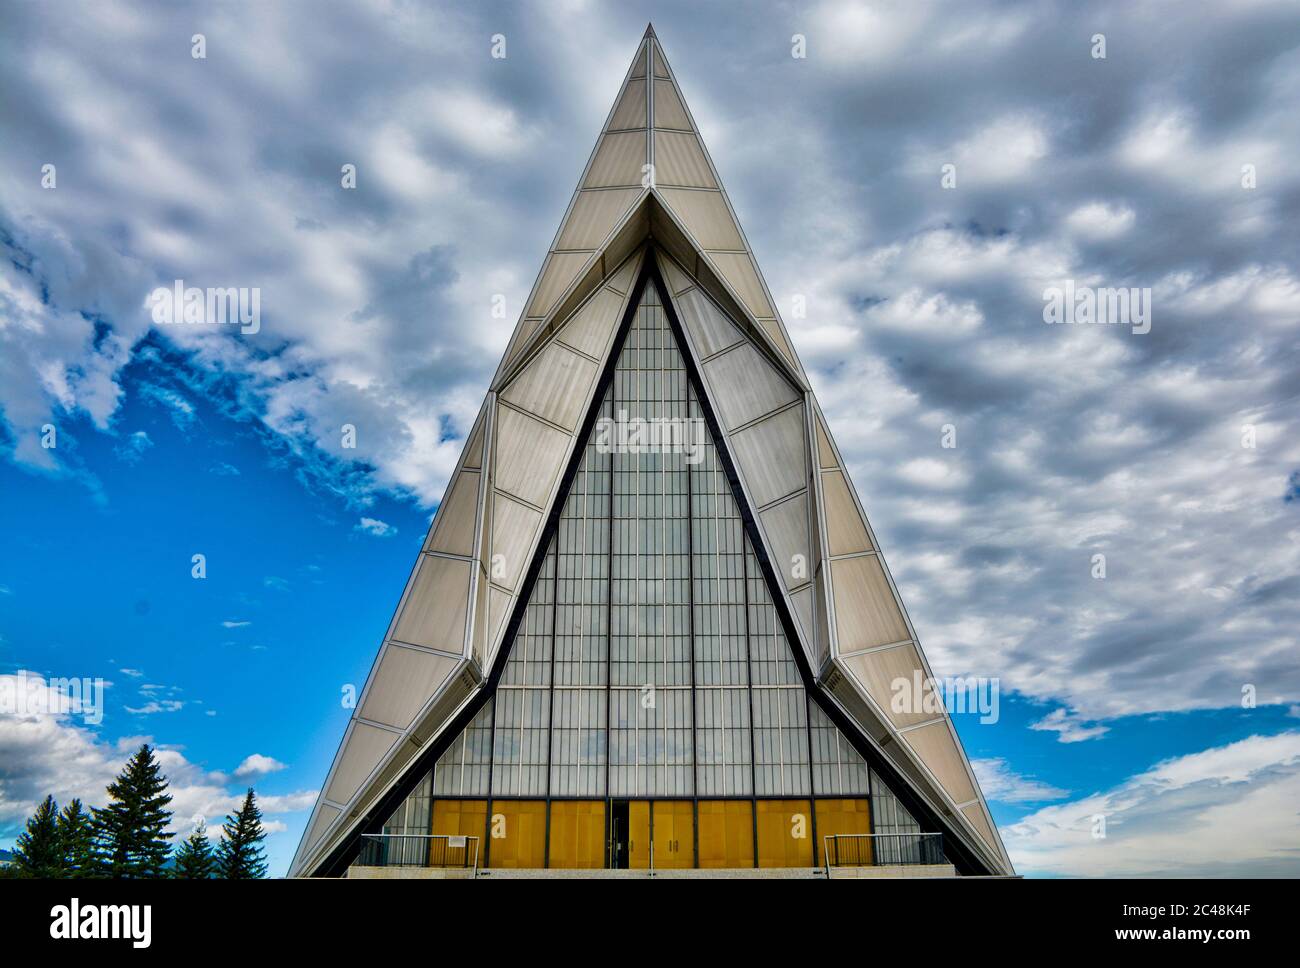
[355,517,397,538]
[0,673,315,842]
[1030,708,1111,743]
[971,757,1069,803]
[234,754,287,778]
[1004,733,1300,876]
[221,620,251,629]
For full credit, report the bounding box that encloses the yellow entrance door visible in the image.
[628,801,652,869]
[651,801,694,869]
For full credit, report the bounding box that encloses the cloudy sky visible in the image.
[2,0,1298,877]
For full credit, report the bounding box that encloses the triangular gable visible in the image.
[291,26,1012,878]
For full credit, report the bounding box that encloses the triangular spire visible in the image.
[290,29,1012,880]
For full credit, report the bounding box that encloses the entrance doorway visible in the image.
[609,801,630,868]
[607,800,694,869]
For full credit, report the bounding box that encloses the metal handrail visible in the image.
[822,832,944,877]
[358,833,480,876]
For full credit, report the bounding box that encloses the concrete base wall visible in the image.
[347,864,958,879]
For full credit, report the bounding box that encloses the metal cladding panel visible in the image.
[463,418,485,470]
[653,77,692,130]
[961,803,1001,854]
[358,644,461,730]
[653,131,716,188]
[501,343,599,432]
[605,253,640,294]
[489,492,543,592]
[425,469,479,557]
[556,189,642,250]
[323,722,399,806]
[840,642,940,731]
[759,492,810,590]
[391,554,472,651]
[673,286,744,358]
[485,584,514,664]
[830,554,909,653]
[815,413,836,469]
[658,253,695,295]
[814,566,832,665]
[658,189,744,250]
[493,405,570,508]
[526,251,594,318]
[609,77,648,129]
[789,582,816,652]
[903,721,979,806]
[703,343,799,431]
[706,251,774,319]
[727,404,807,508]
[822,469,874,556]
[557,287,625,358]
[651,43,670,78]
[305,804,340,853]
[584,131,648,188]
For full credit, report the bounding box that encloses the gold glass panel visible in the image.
[486,800,547,868]
[548,801,606,869]
[814,798,871,866]
[697,800,754,868]
[431,799,487,866]
[755,799,814,868]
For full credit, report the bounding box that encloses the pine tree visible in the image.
[12,795,65,877]
[172,821,217,879]
[93,744,174,878]
[57,799,97,878]
[216,788,267,879]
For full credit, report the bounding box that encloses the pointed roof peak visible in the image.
[642,22,657,39]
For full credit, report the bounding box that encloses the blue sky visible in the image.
[2,0,1300,877]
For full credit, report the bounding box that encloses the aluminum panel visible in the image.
[673,287,743,358]
[358,644,461,729]
[609,78,647,129]
[583,131,648,188]
[392,554,472,651]
[759,492,810,590]
[703,342,799,430]
[815,413,836,469]
[425,470,480,557]
[830,555,909,653]
[653,131,716,188]
[557,287,625,358]
[653,78,691,130]
[822,469,873,556]
[489,492,544,591]
[904,721,978,806]
[556,189,641,250]
[728,404,807,507]
[525,251,593,318]
[323,722,399,806]
[707,252,773,319]
[841,643,936,730]
[658,189,744,250]
[501,343,599,432]
[492,405,570,508]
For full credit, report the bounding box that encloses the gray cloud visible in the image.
[1,0,1298,730]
